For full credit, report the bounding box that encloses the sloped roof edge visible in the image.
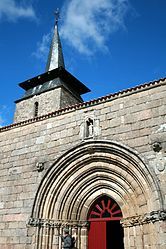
[19,67,90,95]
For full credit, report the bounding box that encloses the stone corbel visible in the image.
[36,162,45,172]
[152,141,162,152]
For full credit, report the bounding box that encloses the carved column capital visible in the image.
[27,218,90,229]
[121,210,166,228]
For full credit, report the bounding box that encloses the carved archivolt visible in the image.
[28,140,165,249]
[31,140,163,224]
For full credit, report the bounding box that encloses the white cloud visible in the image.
[0,105,8,127]
[33,32,52,61]
[0,0,36,22]
[60,0,129,55]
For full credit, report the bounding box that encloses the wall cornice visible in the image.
[0,77,165,133]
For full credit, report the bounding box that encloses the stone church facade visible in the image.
[0,16,166,249]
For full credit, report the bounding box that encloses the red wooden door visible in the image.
[88,221,106,249]
[88,196,123,249]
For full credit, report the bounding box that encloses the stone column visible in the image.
[52,225,60,249]
[72,225,78,248]
[123,226,130,249]
[38,226,44,249]
[121,215,140,249]
[42,226,50,249]
[155,220,166,248]
[80,224,88,249]
[77,226,81,249]
[121,211,166,249]
[59,226,63,249]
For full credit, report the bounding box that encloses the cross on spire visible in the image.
[54,8,60,25]
[45,8,65,71]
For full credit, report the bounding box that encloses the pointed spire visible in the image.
[46,9,65,71]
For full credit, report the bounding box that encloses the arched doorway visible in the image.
[88,195,124,249]
[29,140,163,249]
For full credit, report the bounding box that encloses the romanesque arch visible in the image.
[28,140,164,249]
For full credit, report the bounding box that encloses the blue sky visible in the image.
[0,0,165,126]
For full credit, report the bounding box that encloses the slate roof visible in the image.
[15,67,90,103]
[45,22,65,71]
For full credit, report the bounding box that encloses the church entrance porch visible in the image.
[88,195,124,249]
[28,140,164,249]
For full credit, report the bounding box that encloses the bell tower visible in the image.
[14,10,90,123]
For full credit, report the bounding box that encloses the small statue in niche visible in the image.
[86,118,94,137]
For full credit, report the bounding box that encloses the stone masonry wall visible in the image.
[14,87,82,124]
[14,88,62,123]
[60,87,82,109]
[0,81,166,248]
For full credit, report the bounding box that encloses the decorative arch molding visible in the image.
[31,140,163,224]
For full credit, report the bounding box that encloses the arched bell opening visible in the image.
[87,195,124,249]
